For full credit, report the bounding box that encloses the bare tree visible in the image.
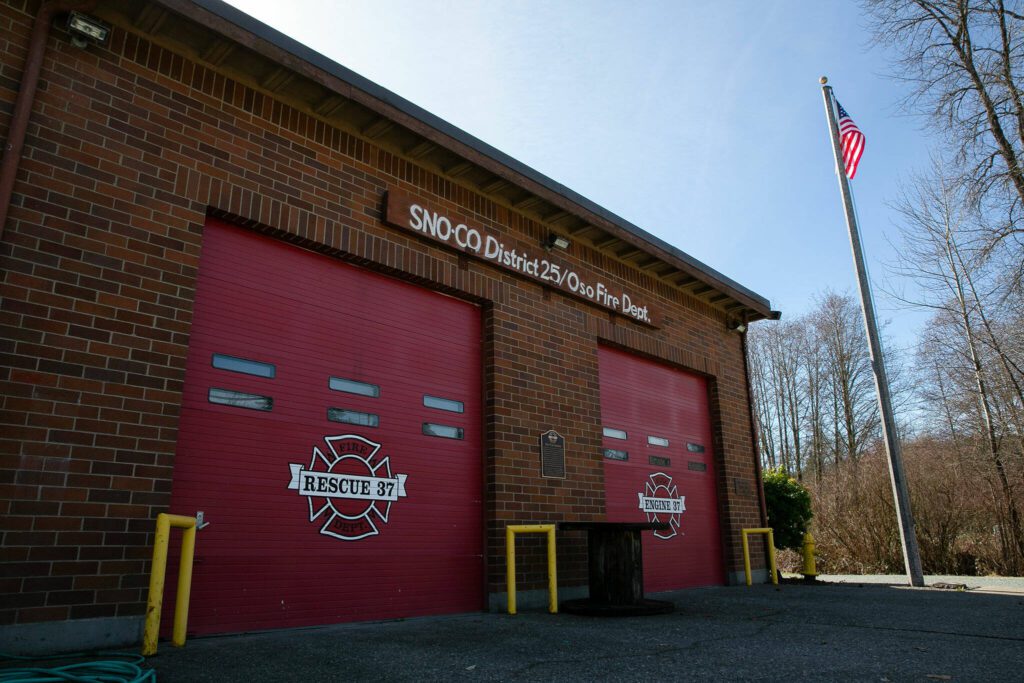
[749,320,806,476]
[803,325,830,481]
[864,0,1024,270]
[813,292,883,464]
[889,161,1024,570]
[748,333,779,470]
[748,293,891,476]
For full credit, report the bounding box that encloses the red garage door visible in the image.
[599,346,723,591]
[168,219,482,634]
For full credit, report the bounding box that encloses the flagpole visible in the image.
[819,76,924,588]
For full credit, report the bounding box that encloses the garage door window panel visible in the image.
[423,423,464,440]
[208,387,273,411]
[329,376,380,398]
[604,448,629,461]
[212,353,276,378]
[603,427,628,440]
[327,407,380,427]
[423,395,464,413]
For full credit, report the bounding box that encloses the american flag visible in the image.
[836,100,865,179]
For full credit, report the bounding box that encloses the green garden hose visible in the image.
[0,651,155,683]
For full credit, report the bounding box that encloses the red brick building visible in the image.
[1,0,777,652]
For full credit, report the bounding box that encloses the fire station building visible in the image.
[0,0,776,651]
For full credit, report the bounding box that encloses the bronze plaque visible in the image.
[540,430,566,479]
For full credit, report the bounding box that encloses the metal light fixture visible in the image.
[728,320,747,334]
[66,11,111,48]
[545,233,570,250]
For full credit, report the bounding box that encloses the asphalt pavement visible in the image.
[137,578,1024,682]
[5,578,1023,682]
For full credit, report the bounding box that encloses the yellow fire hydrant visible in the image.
[800,532,818,581]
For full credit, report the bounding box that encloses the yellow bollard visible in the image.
[741,528,778,586]
[142,515,172,656]
[505,524,557,615]
[173,523,197,646]
[800,532,818,581]
[142,513,198,656]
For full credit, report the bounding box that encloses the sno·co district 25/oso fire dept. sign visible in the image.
[287,434,408,541]
[384,190,659,327]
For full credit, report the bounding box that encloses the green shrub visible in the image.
[763,468,813,550]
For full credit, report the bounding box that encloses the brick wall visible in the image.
[0,0,765,630]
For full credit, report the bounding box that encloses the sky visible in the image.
[222,0,938,354]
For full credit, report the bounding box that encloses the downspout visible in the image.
[741,312,780,528]
[0,0,94,242]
